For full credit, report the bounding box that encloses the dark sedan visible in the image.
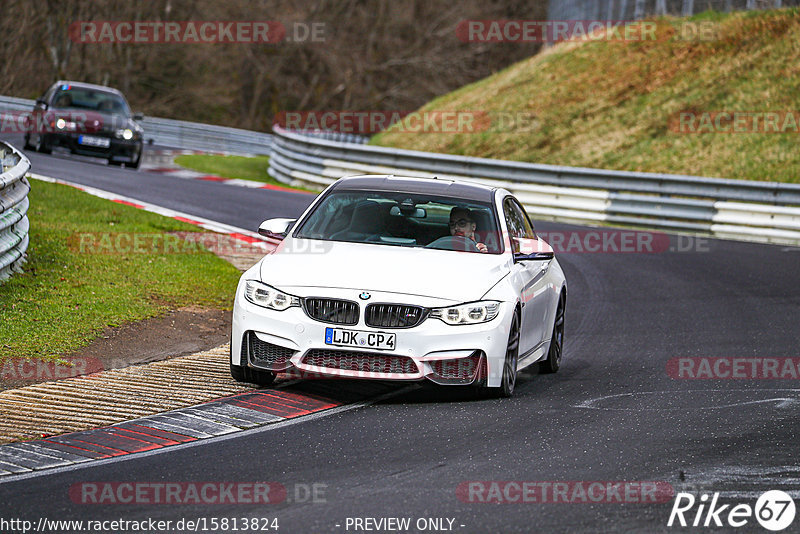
[24,81,144,168]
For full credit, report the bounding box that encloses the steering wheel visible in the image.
[426,235,479,252]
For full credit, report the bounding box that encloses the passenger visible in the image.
[449,207,488,253]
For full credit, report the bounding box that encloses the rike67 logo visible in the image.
[668,491,795,531]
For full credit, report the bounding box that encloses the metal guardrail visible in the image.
[269,126,800,246]
[0,95,273,155]
[548,0,798,22]
[0,142,31,282]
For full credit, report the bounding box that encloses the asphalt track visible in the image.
[2,134,799,533]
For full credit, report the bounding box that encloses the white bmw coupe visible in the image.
[231,175,567,397]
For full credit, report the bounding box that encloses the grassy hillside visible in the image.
[373,9,800,183]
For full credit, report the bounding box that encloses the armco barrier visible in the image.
[0,95,273,155]
[268,126,800,246]
[0,142,31,282]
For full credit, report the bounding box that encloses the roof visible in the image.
[331,175,496,202]
[52,81,125,97]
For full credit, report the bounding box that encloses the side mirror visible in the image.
[133,112,144,121]
[512,237,554,262]
[258,218,296,240]
[35,99,48,110]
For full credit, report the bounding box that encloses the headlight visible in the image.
[116,128,134,140]
[243,280,299,311]
[54,118,77,131]
[429,301,500,325]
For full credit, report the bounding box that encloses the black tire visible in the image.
[129,152,141,169]
[540,291,565,374]
[489,311,520,398]
[35,134,52,154]
[108,159,122,166]
[23,134,34,151]
[230,362,276,387]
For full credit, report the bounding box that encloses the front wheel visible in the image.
[35,134,52,154]
[540,291,565,374]
[230,363,276,386]
[489,311,520,398]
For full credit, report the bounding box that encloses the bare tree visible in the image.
[0,0,548,129]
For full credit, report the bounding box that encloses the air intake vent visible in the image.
[303,349,418,375]
[245,332,295,370]
[365,304,426,328]
[303,298,359,325]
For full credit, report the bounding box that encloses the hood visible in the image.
[259,239,510,302]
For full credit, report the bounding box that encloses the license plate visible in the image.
[78,135,110,148]
[324,327,396,351]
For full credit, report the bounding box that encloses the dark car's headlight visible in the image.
[56,118,77,131]
[244,280,300,311]
[429,301,500,325]
[115,128,136,140]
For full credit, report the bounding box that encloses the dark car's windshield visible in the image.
[51,86,131,116]
[294,189,503,254]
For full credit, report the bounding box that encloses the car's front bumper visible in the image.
[45,132,142,162]
[231,287,513,388]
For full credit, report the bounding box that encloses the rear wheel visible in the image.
[489,311,520,398]
[540,291,565,374]
[230,362,276,387]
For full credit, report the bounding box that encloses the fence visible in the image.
[269,127,800,246]
[548,0,798,21]
[0,142,31,282]
[0,95,273,155]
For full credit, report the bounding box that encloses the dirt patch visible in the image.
[0,307,231,392]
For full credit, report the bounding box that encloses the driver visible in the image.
[449,207,488,253]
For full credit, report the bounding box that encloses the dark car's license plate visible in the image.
[78,135,110,148]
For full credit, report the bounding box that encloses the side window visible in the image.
[503,198,535,253]
[512,199,536,239]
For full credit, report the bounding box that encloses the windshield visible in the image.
[51,86,131,116]
[294,189,503,254]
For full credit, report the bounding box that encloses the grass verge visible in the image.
[174,154,311,191]
[372,8,800,183]
[0,180,242,361]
